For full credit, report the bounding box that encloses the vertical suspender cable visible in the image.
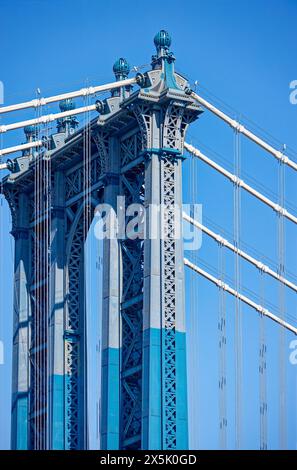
[45,102,51,450]
[0,123,3,380]
[32,101,36,450]
[36,89,44,450]
[87,87,91,449]
[234,125,243,449]
[259,267,268,449]
[34,92,38,450]
[188,153,192,446]
[41,92,45,450]
[38,89,43,450]
[83,84,92,448]
[83,92,87,448]
[189,152,199,448]
[218,240,227,449]
[35,90,41,449]
[189,154,194,447]
[278,154,287,449]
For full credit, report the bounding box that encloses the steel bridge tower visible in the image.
[2,31,201,450]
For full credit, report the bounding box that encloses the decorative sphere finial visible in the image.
[57,98,78,134]
[113,58,130,79]
[24,125,37,138]
[59,98,76,113]
[154,30,171,50]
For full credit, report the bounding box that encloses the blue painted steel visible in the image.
[142,329,188,449]
[113,58,130,79]
[16,396,28,450]
[176,331,188,449]
[142,328,162,449]
[57,98,79,134]
[4,30,201,451]
[52,375,65,449]
[154,30,171,50]
[101,348,120,449]
[164,58,179,90]
[24,125,37,138]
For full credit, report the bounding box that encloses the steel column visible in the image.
[49,171,66,449]
[10,192,30,450]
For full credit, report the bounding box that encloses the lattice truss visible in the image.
[65,156,104,201]
[64,131,107,203]
[161,156,177,449]
[120,132,142,168]
[2,79,195,450]
[29,158,52,449]
[120,130,145,449]
[63,130,107,449]
[133,104,152,150]
[161,103,193,449]
[163,103,196,151]
[3,128,107,449]
[64,212,85,450]
[119,102,191,450]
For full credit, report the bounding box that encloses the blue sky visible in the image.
[0,0,297,450]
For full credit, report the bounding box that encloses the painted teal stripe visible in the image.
[164,59,179,90]
[16,396,28,450]
[176,331,188,449]
[101,347,120,450]
[142,328,188,450]
[142,328,162,449]
[101,331,188,450]
[52,374,64,449]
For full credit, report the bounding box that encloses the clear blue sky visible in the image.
[0,0,297,450]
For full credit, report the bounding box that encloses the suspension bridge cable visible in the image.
[187,134,297,215]
[0,140,44,158]
[0,104,98,134]
[183,214,297,292]
[83,85,92,448]
[187,91,297,172]
[0,77,137,115]
[189,154,200,449]
[0,131,4,371]
[191,252,297,325]
[278,157,287,449]
[259,268,268,450]
[184,143,297,225]
[45,101,51,450]
[233,127,243,449]
[0,93,108,160]
[184,258,297,336]
[218,240,227,449]
[188,81,297,161]
[201,212,297,283]
[35,90,41,449]
[184,249,297,329]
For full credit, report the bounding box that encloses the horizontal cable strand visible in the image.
[0,77,137,115]
[0,140,43,158]
[189,91,297,172]
[184,258,297,335]
[184,142,297,225]
[0,104,97,133]
[183,212,297,293]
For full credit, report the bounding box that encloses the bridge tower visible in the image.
[2,31,202,450]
